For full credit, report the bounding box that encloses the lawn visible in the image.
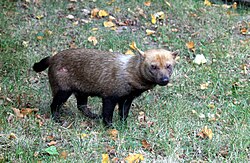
[0,0,249,162]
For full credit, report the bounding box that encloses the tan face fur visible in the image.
[142,49,178,86]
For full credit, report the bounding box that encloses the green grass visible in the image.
[0,0,249,162]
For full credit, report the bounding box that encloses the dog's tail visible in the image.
[33,56,50,72]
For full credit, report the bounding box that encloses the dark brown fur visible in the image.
[33,48,178,127]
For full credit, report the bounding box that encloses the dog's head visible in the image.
[141,49,178,86]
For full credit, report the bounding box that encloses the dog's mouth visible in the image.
[157,80,169,86]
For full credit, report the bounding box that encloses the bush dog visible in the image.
[33,48,178,127]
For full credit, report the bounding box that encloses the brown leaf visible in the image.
[141,139,152,151]
[107,129,118,140]
[11,107,24,118]
[186,41,195,52]
[144,1,151,6]
[47,140,57,146]
[91,8,100,18]
[60,151,68,159]
[20,108,39,116]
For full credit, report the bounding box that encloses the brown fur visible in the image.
[33,48,178,127]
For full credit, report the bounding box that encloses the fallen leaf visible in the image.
[125,49,135,55]
[232,2,237,9]
[106,0,115,5]
[92,28,99,31]
[146,29,156,35]
[91,8,100,18]
[107,129,118,140]
[138,111,146,122]
[165,0,171,7]
[171,28,178,32]
[22,41,29,47]
[102,154,110,163]
[60,151,68,159]
[186,41,195,52]
[193,54,207,65]
[144,1,151,6]
[241,64,247,75]
[208,104,215,109]
[151,14,156,24]
[79,133,88,139]
[108,16,116,21]
[8,133,17,139]
[198,113,206,119]
[240,28,248,35]
[44,146,59,155]
[33,151,39,157]
[141,139,152,151]
[198,126,213,140]
[200,83,209,90]
[44,29,53,35]
[66,14,74,20]
[129,41,144,55]
[204,0,212,6]
[11,107,24,118]
[103,21,116,28]
[88,36,98,46]
[36,15,44,20]
[98,10,109,17]
[47,141,57,146]
[72,21,78,26]
[155,11,165,20]
[125,154,144,163]
[20,108,39,116]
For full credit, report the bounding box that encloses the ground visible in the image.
[0,0,249,162]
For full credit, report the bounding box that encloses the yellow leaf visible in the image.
[129,41,137,50]
[146,29,156,35]
[36,36,43,40]
[106,0,115,5]
[165,0,171,7]
[232,2,237,9]
[103,21,116,28]
[200,83,209,90]
[151,14,156,24]
[208,104,215,109]
[92,28,99,31]
[44,29,53,35]
[202,126,213,139]
[125,49,135,55]
[204,0,212,6]
[80,133,88,139]
[8,133,17,139]
[88,36,98,46]
[36,15,44,20]
[102,154,110,163]
[98,10,109,17]
[125,154,144,163]
[144,1,151,6]
[186,41,195,52]
[155,11,165,20]
[129,41,144,55]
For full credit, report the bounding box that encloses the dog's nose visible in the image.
[161,77,169,82]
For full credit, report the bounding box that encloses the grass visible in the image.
[0,0,249,162]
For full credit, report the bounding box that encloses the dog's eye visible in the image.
[166,64,172,69]
[151,64,158,70]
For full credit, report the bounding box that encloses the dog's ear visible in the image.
[171,50,179,59]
